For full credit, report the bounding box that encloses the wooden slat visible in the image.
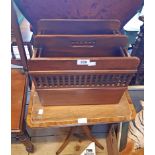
[37,19,121,34]
[34,34,128,49]
[30,73,135,93]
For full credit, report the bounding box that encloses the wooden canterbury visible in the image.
[28,19,140,105]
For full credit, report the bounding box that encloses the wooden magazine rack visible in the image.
[28,19,140,106]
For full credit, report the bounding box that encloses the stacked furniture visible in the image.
[27,19,140,106]
[12,0,143,154]
[13,0,143,106]
[11,2,34,153]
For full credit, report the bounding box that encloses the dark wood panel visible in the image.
[37,19,121,34]
[14,0,143,31]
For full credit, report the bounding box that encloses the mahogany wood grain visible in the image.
[37,87,126,105]
[29,18,140,106]
[28,57,140,71]
[11,69,34,153]
[14,0,143,31]
[27,55,139,106]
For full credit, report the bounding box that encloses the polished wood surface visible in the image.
[14,0,143,31]
[11,69,27,132]
[27,86,136,128]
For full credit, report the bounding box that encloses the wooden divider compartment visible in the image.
[34,34,128,57]
[35,19,127,57]
[28,56,139,105]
